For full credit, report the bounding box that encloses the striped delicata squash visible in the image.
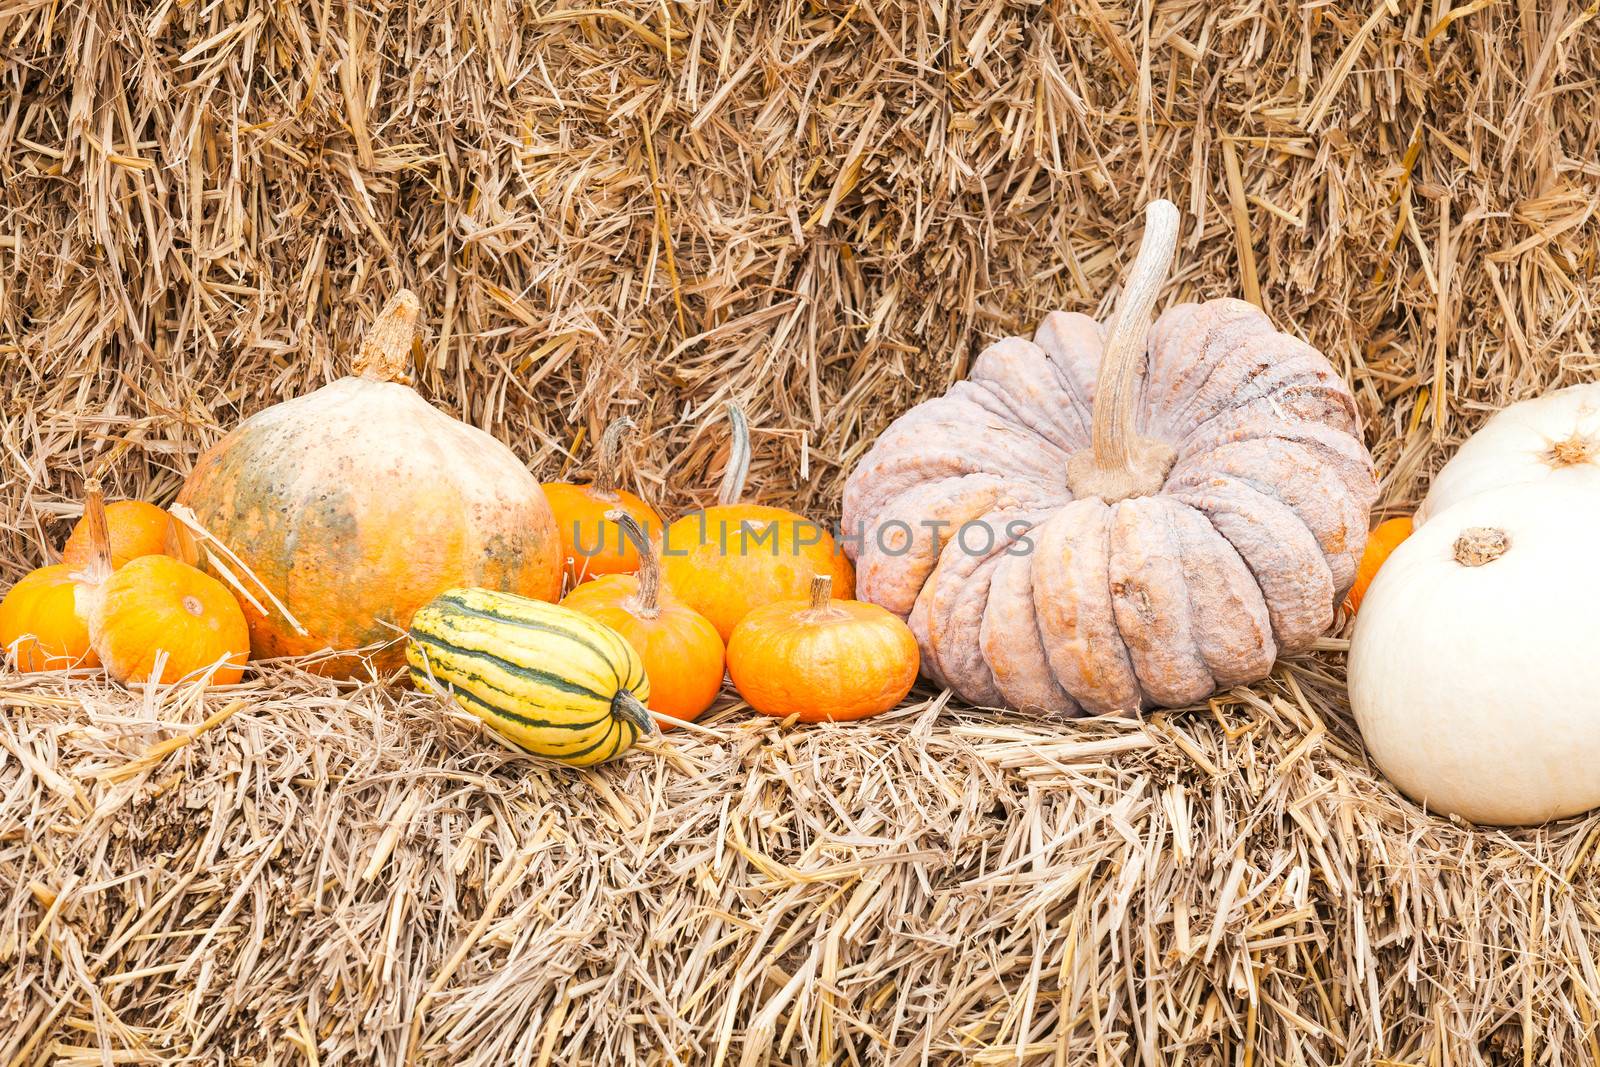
[408,588,654,766]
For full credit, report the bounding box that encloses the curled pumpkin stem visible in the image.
[593,416,636,496]
[608,509,661,618]
[353,289,421,384]
[612,688,657,735]
[1065,201,1181,504]
[715,402,751,508]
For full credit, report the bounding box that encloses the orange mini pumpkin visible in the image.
[542,418,663,589]
[662,404,855,640]
[561,512,724,727]
[1342,515,1414,615]
[60,499,179,570]
[0,564,99,672]
[75,480,250,686]
[90,557,250,685]
[727,575,918,722]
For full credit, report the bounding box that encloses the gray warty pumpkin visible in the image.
[840,201,1378,715]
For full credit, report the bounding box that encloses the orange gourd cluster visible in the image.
[2,291,921,741]
[0,481,248,685]
[555,404,918,727]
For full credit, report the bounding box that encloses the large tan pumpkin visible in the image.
[841,202,1377,715]
[178,291,561,677]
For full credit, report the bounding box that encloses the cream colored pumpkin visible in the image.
[1416,383,1600,525]
[841,202,1378,715]
[1348,482,1600,825]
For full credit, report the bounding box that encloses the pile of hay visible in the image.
[3,0,1598,1062]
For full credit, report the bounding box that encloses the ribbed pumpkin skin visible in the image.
[179,378,561,676]
[840,204,1379,717]
[0,564,98,672]
[727,588,918,722]
[561,575,725,725]
[542,482,661,588]
[662,504,857,640]
[407,588,653,766]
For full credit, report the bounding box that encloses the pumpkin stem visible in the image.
[715,402,751,508]
[1546,434,1595,468]
[593,416,636,496]
[613,688,658,735]
[1453,527,1509,567]
[1065,201,1181,504]
[808,574,833,612]
[610,510,661,618]
[352,289,421,383]
[77,477,115,586]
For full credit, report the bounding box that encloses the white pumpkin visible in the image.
[1417,382,1600,525]
[1349,481,1600,825]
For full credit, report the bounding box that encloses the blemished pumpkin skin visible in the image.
[176,291,561,677]
[542,418,663,589]
[91,555,250,686]
[727,575,918,722]
[60,499,178,570]
[561,513,724,727]
[841,201,1378,716]
[0,564,99,672]
[1341,516,1413,615]
[662,404,856,641]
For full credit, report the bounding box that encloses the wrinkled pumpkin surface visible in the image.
[842,203,1377,715]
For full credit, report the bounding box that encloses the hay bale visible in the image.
[1,0,1597,1062]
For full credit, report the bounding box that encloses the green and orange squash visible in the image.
[177,291,561,676]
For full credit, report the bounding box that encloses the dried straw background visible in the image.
[3,0,1600,1063]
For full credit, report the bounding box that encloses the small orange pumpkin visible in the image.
[561,512,724,727]
[542,418,663,589]
[727,574,918,722]
[662,404,855,640]
[60,499,180,570]
[1342,516,1414,615]
[0,564,99,672]
[75,480,250,686]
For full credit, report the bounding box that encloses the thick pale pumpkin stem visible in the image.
[352,289,421,383]
[77,478,115,586]
[1065,201,1182,504]
[593,417,636,496]
[1453,527,1509,567]
[716,402,751,507]
[610,510,661,618]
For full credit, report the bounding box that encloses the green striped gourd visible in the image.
[407,588,653,766]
